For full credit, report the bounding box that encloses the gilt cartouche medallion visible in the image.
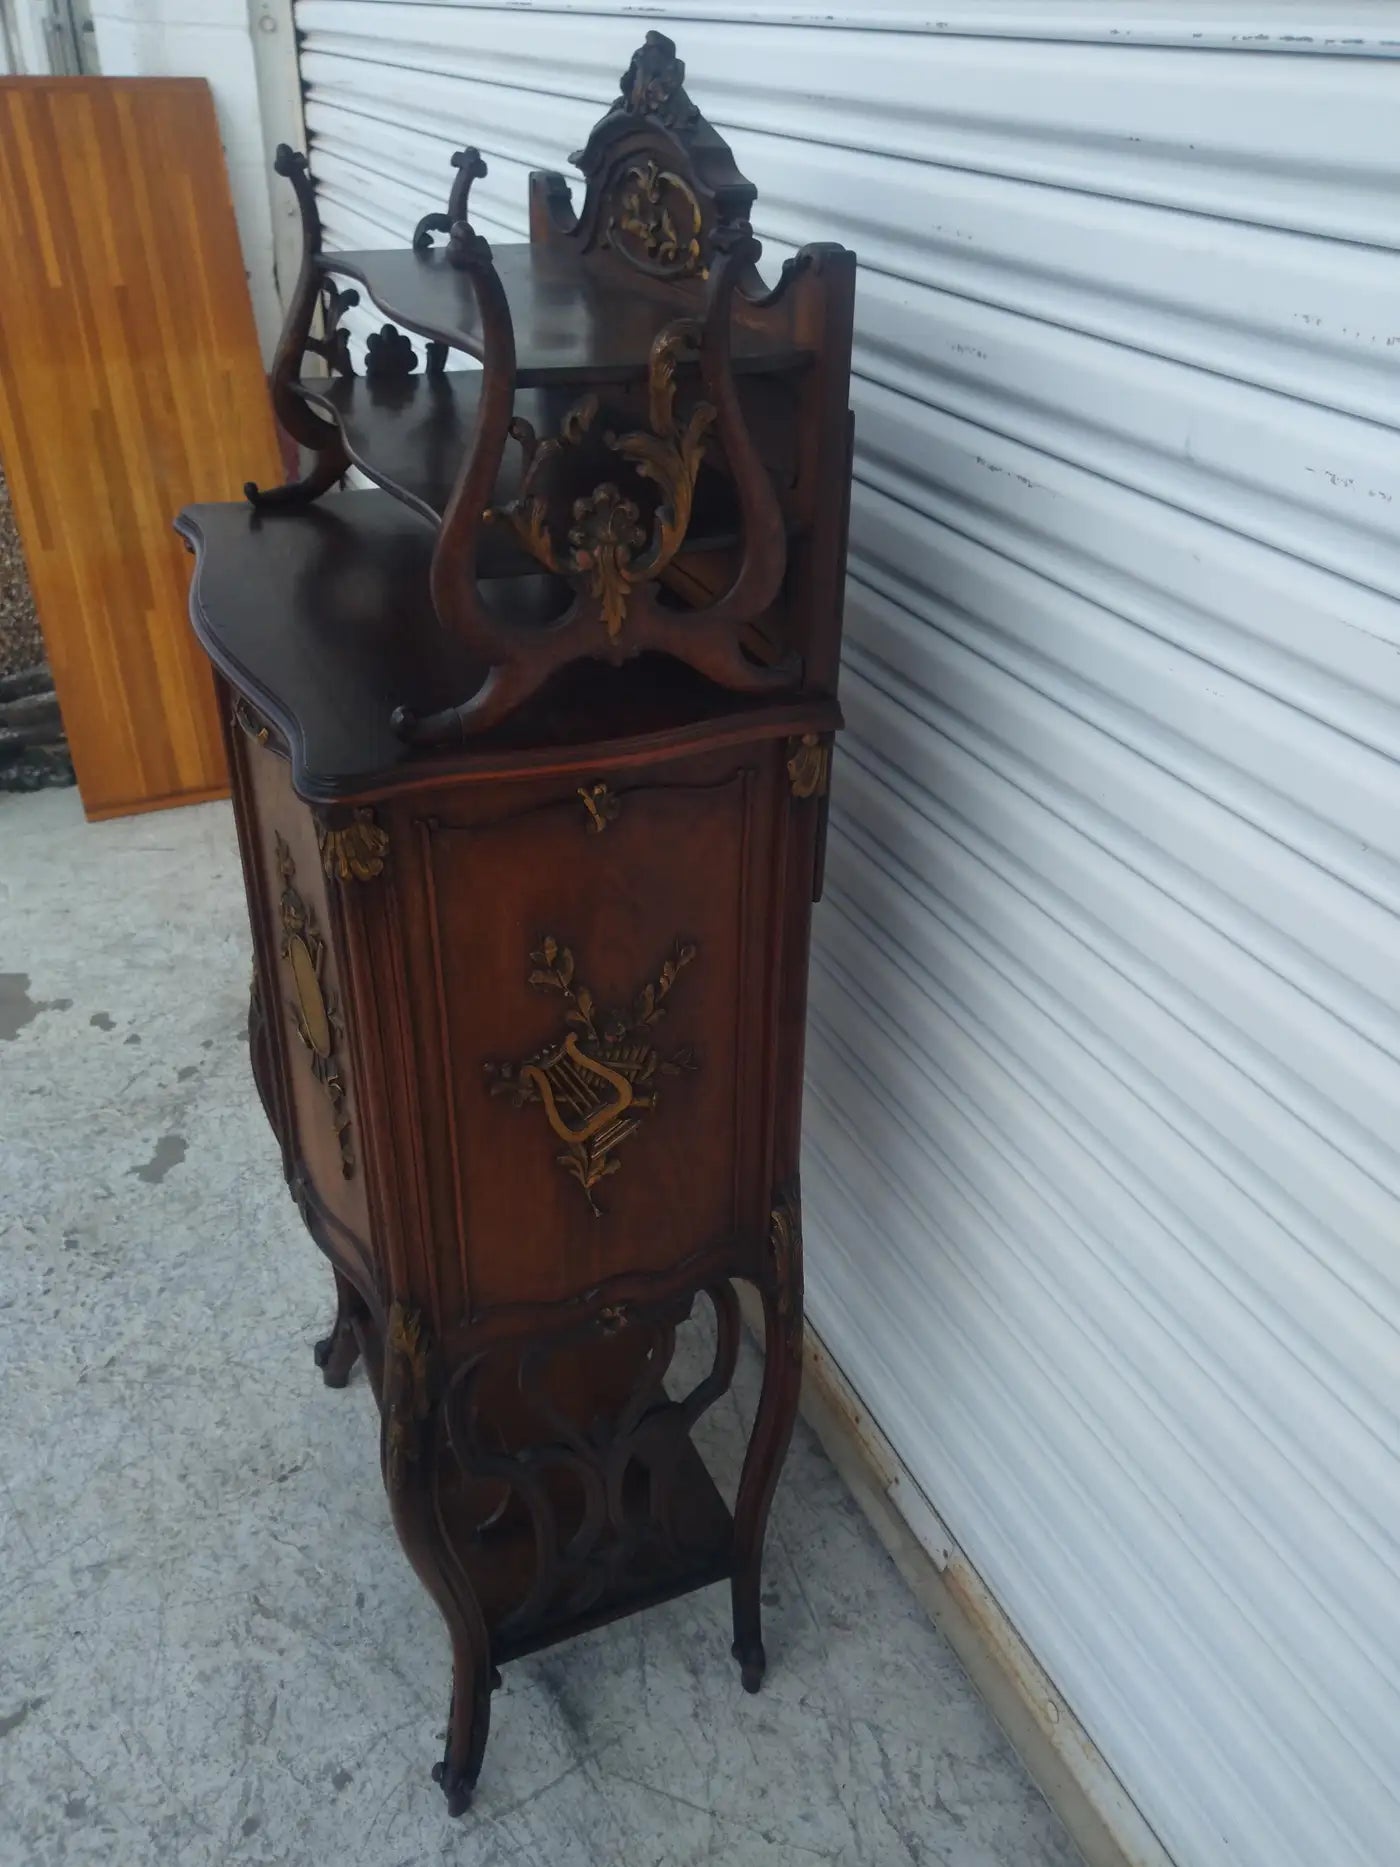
[486,934,698,1216]
[275,832,354,1177]
[606,158,705,279]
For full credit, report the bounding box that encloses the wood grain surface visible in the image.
[0,78,280,819]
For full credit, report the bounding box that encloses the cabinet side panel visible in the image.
[241,739,371,1251]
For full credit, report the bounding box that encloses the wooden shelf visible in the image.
[177,490,837,799]
[317,243,810,387]
[442,1436,734,1666]
[292,371,778,553]
[293,371,546,548]
[179,491,484,788]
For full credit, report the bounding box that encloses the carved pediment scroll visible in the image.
[536,31,759,284]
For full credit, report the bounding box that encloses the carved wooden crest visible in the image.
[538,30,758,284]
[486,934,698,1215]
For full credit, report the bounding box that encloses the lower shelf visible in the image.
[440,1436,735,1666]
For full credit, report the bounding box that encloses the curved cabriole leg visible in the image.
[313,1267,365,1388]
[382,1306,495,1815]
[731,1189,804,1693]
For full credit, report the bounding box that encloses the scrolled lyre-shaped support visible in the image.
[396,218,797,745]
[640,221,798,690]
[391,221,520,745]
[245,144,352,510]
[413,147,488,252]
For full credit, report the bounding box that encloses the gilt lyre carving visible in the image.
[486,934,698,1215]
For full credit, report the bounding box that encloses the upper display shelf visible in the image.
[233,29,855,746]
[316,244,811,387]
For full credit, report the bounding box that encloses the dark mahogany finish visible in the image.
[179,30,853,1816]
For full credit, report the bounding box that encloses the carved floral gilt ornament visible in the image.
[275,834,354,1177]
[607,159,705,279]
[485,323,714,641]
[577,783,621,834]
[486,934,698,1215]
[384,1304,431,1487]
[786,734,830,799]
[616,30,698,132]
[318,808,389,882]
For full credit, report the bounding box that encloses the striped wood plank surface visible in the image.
[0,78,281,818]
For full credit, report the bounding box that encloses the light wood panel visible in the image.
[0,78,281,818]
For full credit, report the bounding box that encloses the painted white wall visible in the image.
[1,0,59,73]
[88,0,292,358]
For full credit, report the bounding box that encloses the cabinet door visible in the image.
[411,744,791,1311]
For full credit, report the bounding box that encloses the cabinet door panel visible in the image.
[419,752,786,1309]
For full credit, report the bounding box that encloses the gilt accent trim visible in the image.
[318,808,390,883]
[486,934,699,1216]
[384,1304,431,1487]
[233,697,270,746]
[275,833,354,1176]
[578,783,621,834]
[786,734,830,799]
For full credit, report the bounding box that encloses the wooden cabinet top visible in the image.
[178,491,837,800]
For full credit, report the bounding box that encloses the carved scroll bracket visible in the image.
[414,147,488,252]
[247,144,352,508]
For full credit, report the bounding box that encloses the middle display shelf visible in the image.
[290,365,801,558]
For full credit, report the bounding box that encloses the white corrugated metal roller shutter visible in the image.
[291,8,1400,1862]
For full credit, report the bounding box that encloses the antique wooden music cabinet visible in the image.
[177,32,854,1814]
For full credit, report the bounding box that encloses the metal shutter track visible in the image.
[292,8,1400,1862]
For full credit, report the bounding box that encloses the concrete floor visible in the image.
[0,787,1080,1867]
